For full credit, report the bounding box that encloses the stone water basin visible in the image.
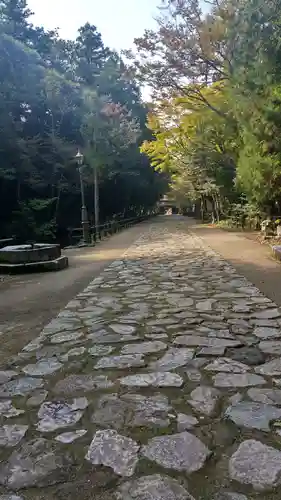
[0,244,68,272]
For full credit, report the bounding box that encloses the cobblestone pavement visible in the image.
[1,218,281,499]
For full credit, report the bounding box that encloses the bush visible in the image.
[11,198,57,242]
[217,202,263,230]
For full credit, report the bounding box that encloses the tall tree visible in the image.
[0,0,32,41]
[0,6,164,241]
[130,0,236,115]
[75,23,110,86]
[142,85,237,219]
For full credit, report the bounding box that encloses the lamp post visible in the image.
[75,150,90,244]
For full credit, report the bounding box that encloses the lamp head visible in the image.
[75,150,84,166]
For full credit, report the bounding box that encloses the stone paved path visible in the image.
[1,218,281,499]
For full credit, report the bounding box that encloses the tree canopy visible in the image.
[0,0,166,243]
[134,0,281,221]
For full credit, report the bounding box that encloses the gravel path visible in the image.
[0,218,281,499]
[0,222,146,361]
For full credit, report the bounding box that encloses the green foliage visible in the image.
[0,0,165,242]
[141,87,237,218]
[135,0,281,221]
[75,23,110,86]
[11,198,57,241]
[216,202,262,230]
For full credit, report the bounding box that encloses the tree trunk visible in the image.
[17,178,21,202]
[200,196,205,222]
[203,197,208,220]
[212,195,220,223]
[94,165,99,231]
[54,175,64,223]
[55,187,61,223]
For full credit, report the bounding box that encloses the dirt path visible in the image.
[1,217,281,365]
[0,223,148,361]
[0,217,281,499]
[189,221,281,306]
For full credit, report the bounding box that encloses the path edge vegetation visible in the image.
[131,0,281,231]
[0,1,168,245]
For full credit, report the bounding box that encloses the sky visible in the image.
[27,0,160,51]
